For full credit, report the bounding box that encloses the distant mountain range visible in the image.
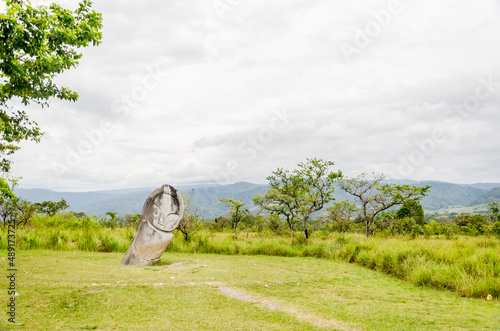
[15,180,500,219]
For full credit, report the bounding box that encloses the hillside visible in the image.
[468,187,500,206]
[462,183,500,190]
[15,180,500,219]
[416,181,488,210]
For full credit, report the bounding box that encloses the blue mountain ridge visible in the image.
[15,180,500,219]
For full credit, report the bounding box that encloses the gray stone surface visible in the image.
[120,184,184,266]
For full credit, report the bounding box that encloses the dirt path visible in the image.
[206,282,354,330]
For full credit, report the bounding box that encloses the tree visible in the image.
[0,177,38,226]
[0,192,17,226]
[454,214,488,235]
[176,189,203,241]
[325,201,357,233]
[252,168,300,235]
[15,198,37,226]
[35,198,69,216]
[0,0,102,197]
[375,211,399,236]
[219,198,248,238]
[98,211,124,228]
[492,220,500,238]
[253,158,342,238]
[209,215,231,231]
[71,211,87,219]
[123,213,140,227]
[488,202,500,222]
[396,199,425,225]
[424,220,443,236]
[337,173,431,236]
[265,214,285,235]
[251,214,267,233]
[0,176,20,225]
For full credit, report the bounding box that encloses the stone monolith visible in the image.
[120,184,184,266]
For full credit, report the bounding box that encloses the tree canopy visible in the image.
[253,158,342,238]
[35,198,68,216]
[219,198,248,237]
[337,173,430,236]
[0,0,102,196]
[396,199,425,225]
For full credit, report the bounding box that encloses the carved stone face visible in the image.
[148,185,182,232]
[120,184,184,266]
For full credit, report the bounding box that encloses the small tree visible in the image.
[396,199,425,225]
[176,190,203,241]
[99,211,124,228]
[219,198,248,238]
[325,201,357,233]
[16,199,37,227]
[68,211,87,219]
[266,214,285,235]
[0,177,19,225]
[209,215,231,231]
[337,173,430,236]
[492,220,500,238]
[35,199,69,216]
[0,195,18,227]
[123,213,140,227]
[424,220,443,236]
[253,171,300,234]
[454,214,488,235]
[254,158,342,238]
[488,202,500,222]
[0,178,37,227]
[374,211,398,236]
[252,214,267,233]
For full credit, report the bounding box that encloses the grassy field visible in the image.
[3,222,500,299]
[426,204,490,215]
[1,250,499,330]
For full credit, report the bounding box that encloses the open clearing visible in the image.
[1,250,499,330]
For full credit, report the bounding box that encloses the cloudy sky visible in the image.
[8,0,500,191]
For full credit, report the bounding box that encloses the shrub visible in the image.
[98,234,120,252]
[492,221,500,238]
[77,232,97,251]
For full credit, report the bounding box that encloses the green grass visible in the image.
[167,232,500,298]
[1,250,499,330]
[2,215,499,299]
[428,204,490,215]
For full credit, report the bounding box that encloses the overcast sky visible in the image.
[8,0,500,191]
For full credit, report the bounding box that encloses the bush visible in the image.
[98,234,120,252]
[424,220,443,236]
[492,221,500,238]
[77,232,97,251]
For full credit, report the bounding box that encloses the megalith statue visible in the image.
[120,184,184,266]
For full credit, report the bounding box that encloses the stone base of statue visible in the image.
[120,184,184,266]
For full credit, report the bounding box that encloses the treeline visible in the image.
[180,200,500,240]
[177,159,500,240]
[2,159,500,240]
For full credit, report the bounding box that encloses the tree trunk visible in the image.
[303,216,310,239]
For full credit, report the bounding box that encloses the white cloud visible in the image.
[7,0,500,190]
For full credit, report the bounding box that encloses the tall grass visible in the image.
[0,214,132,253]
[1,215,499,299]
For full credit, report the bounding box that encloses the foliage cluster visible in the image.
[0,0,102,197]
